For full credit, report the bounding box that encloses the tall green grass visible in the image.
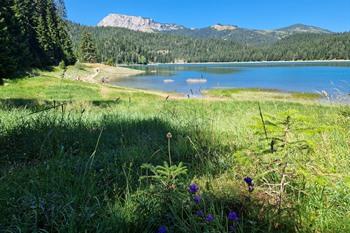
[1,75,350,232]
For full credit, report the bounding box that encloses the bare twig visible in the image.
[258,103,269,140]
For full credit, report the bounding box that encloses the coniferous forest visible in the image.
[69,23,350,65]
[0,0,75,82]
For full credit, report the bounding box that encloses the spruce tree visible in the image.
[54,0,67,18]
[79,32,97,63]
[1,0,76,78]
[54,2,76,65]
[0,0,15,79]
[13,0,42,67]
[0,0,28,77]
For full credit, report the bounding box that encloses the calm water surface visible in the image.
[111,62,350,97]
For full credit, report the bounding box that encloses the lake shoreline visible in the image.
[123,59,350,66]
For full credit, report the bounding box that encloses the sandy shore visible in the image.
[84,63,144,80]
[64,63,144,84]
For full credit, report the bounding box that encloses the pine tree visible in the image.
[0,0,76,78]
[0,0,28,78]
[79,32,97,63]
[13,0,42,67]
[54,0,67,18]
[46,0,63,63]
[0,0,15,80]
[54,1,76,65]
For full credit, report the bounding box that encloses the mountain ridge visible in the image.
[98,13,333,33]
[97,13,333,45]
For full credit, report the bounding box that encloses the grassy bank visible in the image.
[0,68,349,233]
[205,88,322,102]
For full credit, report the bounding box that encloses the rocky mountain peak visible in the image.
[97,13,183,32]
[211,24,238,31]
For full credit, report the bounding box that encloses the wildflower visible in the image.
[166,132,172,139]
[228,211,239,221]
[195,210,204,217]
[193,195,201,204]
[157,225,167,233]
[244,177,253,186]
[244,177,255,192]
[188,183,199,194]
[205,214,214,222]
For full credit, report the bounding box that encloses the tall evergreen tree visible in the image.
[0,0,76,78]
[13,0,42,66]
[79,32,97,63]
[54,0,67,18]
[54,0,75,64]
[0,0,15,81]
[0,0,29,79]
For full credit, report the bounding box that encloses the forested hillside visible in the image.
[165,24,332,46]
[262,33,350,60]
[69,23,350,65]
[69,23,255,64]
[0,0,75,81]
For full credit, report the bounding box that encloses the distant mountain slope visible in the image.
[98,13,333,45]
[276,24,332,34]
[167,24,333,45]
[166,27,278,45]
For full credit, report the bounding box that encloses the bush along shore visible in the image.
[0,68,350,233]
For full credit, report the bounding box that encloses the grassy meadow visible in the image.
[0,65,350,233]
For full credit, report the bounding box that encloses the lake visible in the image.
[111,61,350,98]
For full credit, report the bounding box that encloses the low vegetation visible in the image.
[205,88,322,102]
[1,67,350,232]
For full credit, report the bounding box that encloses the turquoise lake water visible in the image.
[111,62,350,97]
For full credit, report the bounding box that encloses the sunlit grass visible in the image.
[205,88,322,101]
[0,69,349,232]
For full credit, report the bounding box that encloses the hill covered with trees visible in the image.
[69,23,350,65]
[0,0,75,82]
[262,33,350,60]
[69,23,255,65]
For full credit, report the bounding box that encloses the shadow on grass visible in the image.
[0,113,182,166]
[2,66,55,82]
[0,102,297,233]
[0,99,124,111]
[0,99,53,109]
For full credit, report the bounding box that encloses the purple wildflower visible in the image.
[157,225,167,233]
[188,183,199,194]
[205,214,214,222]
[244,177,253,186]
[195,210,204,217]
[228,211,239,221]
[193,195,201,204]
[244,177,255,192]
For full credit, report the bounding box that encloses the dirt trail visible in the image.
[85,68,100,83]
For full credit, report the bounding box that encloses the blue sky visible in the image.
[66,0,350,32]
